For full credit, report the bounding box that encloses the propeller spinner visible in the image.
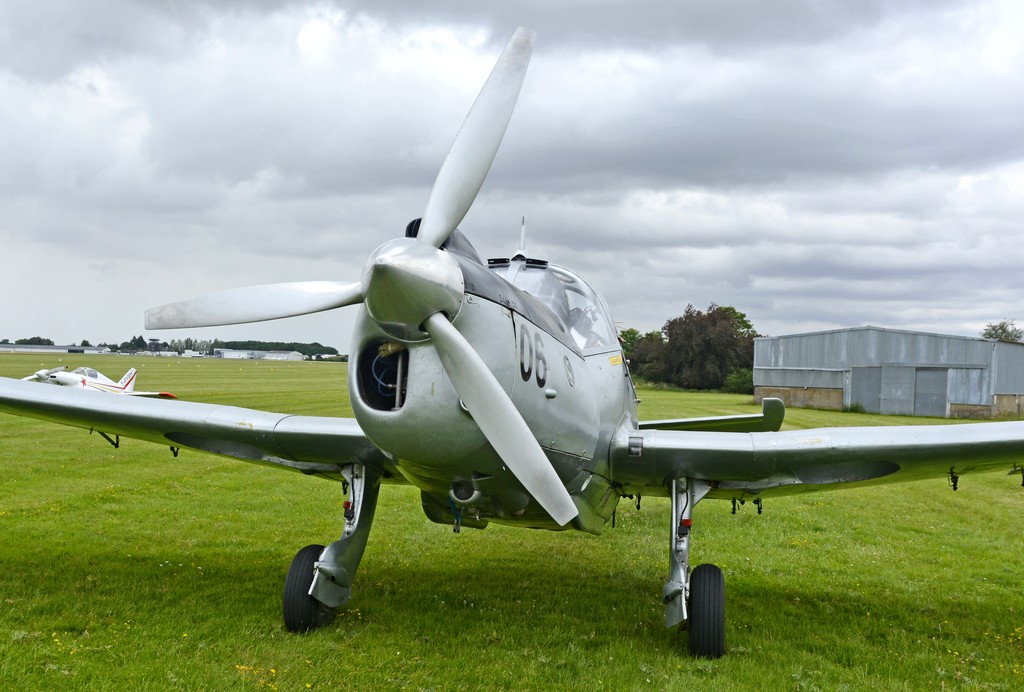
[144,28,578,526]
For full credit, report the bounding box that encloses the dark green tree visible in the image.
[619,327,641,359]
[981,319,1024,343]
[629,330,669,382]
[659,304,758,390]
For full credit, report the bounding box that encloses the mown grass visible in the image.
[1,353,1022,689]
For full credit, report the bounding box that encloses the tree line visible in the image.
[212,340,339,358]
[1,335,339,357]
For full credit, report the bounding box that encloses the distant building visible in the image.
[263,351,305,361]
[754,326,1024,418]
[215,349,255,360]
[214,349,305,361]
[0,343,109,355]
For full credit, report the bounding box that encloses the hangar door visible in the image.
[914,368,948,417]
[850,367,881,412]
[851,366,949,416]
[880,366,915,415]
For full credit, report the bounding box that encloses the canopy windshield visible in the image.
[499,260,619,351]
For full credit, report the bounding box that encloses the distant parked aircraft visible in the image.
[21,366,177,399]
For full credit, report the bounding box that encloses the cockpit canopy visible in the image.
[489,256,619,352]
[438,227,619,353]
[72,367,99,379]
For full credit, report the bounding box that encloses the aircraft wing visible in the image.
[0,376,391,480]
[612,420,1024,499]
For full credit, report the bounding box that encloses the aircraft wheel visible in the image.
[283,544,336,632]
[687,563,726,658]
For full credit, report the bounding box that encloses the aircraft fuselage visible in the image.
[349,238,634,533]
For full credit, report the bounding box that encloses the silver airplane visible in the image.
[2,28,1023,658]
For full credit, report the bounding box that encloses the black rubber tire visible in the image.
[283,544,336,632]
[687,563,726,658]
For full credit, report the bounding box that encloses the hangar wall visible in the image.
[753,327,1024,418]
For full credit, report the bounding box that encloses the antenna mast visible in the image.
[519,215,527,255]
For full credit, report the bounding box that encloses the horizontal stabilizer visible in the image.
[640,397,785,433]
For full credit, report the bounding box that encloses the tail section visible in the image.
[118,368,138,391]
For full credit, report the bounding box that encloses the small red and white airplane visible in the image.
[21,366,177,399]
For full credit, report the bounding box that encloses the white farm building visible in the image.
[754,326,1024,418]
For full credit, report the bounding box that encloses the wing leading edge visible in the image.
[0,376,390,480]
[613,419,1024,500]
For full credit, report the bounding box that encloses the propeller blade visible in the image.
[417,27,535,248]
[145,281,364,329]
[422,312,578,526]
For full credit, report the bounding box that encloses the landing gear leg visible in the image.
[662,478,725,657]
[283,463,382,632]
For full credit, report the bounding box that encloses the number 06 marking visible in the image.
[518,326,547,388]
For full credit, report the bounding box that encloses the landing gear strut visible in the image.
[283,463,382,632]
[663,477,725,658]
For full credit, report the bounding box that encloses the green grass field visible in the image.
[1,353,1022,689]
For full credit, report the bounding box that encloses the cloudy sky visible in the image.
[2,1,1022,351]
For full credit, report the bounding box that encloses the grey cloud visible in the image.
[336,0,974,53]
[1,1,1021,347]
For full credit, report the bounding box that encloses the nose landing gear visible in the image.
[283,464,382,632]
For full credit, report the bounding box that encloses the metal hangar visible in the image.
[754,326,1024,418]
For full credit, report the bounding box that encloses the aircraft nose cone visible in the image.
[363,238,465,342]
